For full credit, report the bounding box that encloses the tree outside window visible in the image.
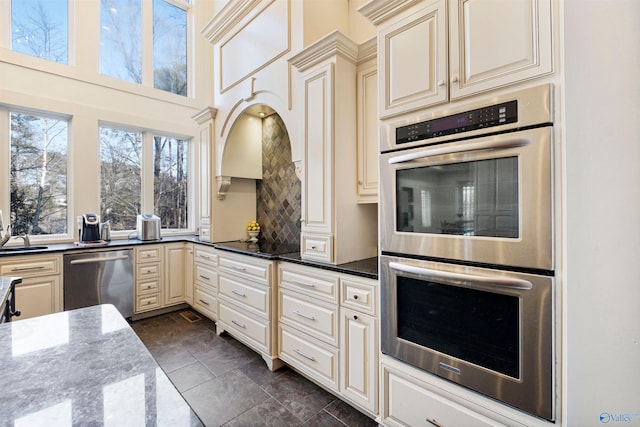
[154,136,188,229]
[11,0,68,64]
[10,112,68,235]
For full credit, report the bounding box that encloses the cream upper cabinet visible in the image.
[449,0,553,99]
[377,0,448,118]
[291,31,378,265]
[369,0,553,118]
[356,38,379,204]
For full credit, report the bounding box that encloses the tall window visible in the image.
[11,0,68,64]
[100,127,142,230]
[100,0,142,83]
[153,135,188,229]
[100,0,189,96]
[10,112,68,235]
[100,127,189,232]
[153,0,187,96]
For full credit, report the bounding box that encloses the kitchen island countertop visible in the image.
[0,304,202,426]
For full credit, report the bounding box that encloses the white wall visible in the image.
[563,1,640,425]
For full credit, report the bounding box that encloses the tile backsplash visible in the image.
[256,114,301,248]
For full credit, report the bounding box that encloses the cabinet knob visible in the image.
[353,315,358,320]
[437,79,445,87]
[451,75,459,83]
[353,295,358,300]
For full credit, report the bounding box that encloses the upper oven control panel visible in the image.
[396,100,518,144]
[382,84,553,153]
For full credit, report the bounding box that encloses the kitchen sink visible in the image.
[0,246,48,252]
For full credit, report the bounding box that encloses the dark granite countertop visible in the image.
[0,304,202,425]
[0,236,378,280]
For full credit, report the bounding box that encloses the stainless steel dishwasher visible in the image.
[64,249,134,319]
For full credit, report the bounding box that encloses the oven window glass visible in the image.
[397,275,519,378]
[396,157,518,237]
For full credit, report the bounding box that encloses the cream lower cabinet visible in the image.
[380,360,524,427]
[192,244,218,321]
[216,251,280,370]
[278,262,379,417]
[0,254,62,320]
[164,242,186,306]
[135,243,186,313]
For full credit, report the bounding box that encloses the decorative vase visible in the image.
[248,230,259,242]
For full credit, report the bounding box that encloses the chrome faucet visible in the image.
[13,234,30,247]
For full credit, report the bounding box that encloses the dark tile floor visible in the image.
[131,309,379,427]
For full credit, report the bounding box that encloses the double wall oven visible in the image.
[380,84,556,421]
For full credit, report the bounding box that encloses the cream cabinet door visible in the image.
[340,308,378,414]
[449,0,553,99]
[301,63,334,236]
[356,60,379,203]
[14,275,61,320]
[378,0,448,118]
[164,243,185,306]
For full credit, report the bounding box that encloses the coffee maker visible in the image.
[78,214,101,242]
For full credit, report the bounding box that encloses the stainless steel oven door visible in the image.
[380,255,554,421]
[380,125,553,271]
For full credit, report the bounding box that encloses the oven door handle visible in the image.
[388,262,533,290]
[387,137,530,164]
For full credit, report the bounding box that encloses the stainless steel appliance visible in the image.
[136,214,161,241]
[381,84,553,271]
[379,84,556,421]
[380,255,554,420]
[64,249,134,319]
[78,213,102,243]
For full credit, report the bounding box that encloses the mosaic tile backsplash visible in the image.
[256,114,301,249]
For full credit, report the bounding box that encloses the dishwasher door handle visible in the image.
[69,255,130,265]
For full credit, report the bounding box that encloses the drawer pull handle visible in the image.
[200,255,210,260]
[199,275,210,280]
[311,245,317,250]
[353,295,358,300]
[426,419,442,427]
[10,266,45,272]
[146,285,152,289]
[146,301,153,305]
[293,348,316,362]
[199,299,210,306]
[232,266,246,271]
[293,280,315,288]
[353,315,358,320]
[293,310,316,321]
[231,319,246,329]
[231,289,246,297]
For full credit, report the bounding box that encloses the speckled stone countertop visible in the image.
[0,304,203,426]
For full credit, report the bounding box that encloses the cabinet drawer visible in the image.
[383,365,506,427]
[136,263,160,279]
[136,294,160,312]
[194,245,218,267]
[219,274,268,317]
[194,287,217,320]
[0,256,60,277]
[279,324,338,391]
[136,247,161,263]
[195,264,218,289]
[301,234,333,263]
[341,277,377,316]
[219,254,271,284]
[218,302,268,350]
[279,263,338,303]
[137,278,160,295]
[279,289,338,346]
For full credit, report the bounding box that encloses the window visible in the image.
[100,0,189,96]
[153,0,187,96]
[10,111,68,235]
[100,127,142,230]
[100,126,189,233]
[100,0,142,83]
[153,135,188,228]
[11,0,68,64]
